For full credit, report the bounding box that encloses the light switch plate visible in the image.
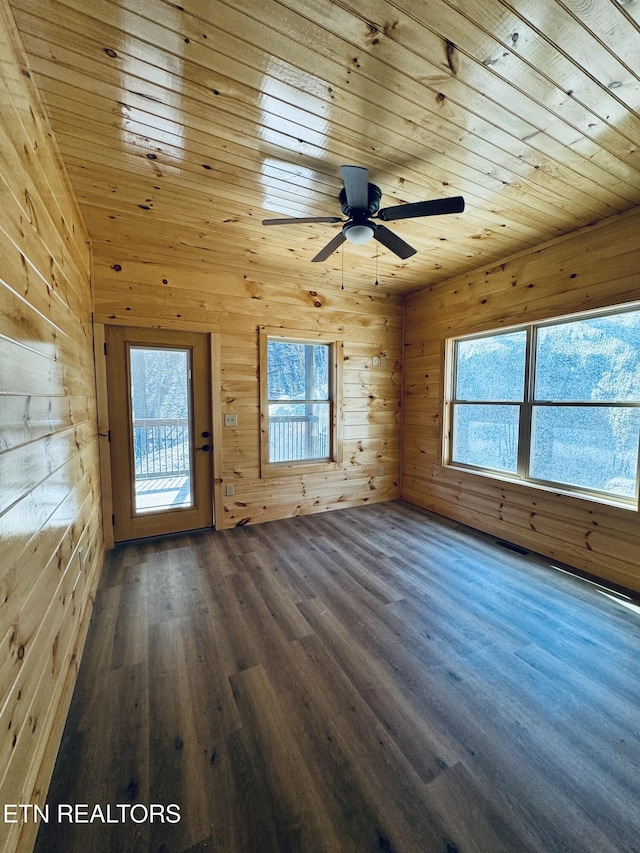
[224,414,237,427]
[225,484,235,496]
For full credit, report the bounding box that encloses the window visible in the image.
[259,327,342,476]
[446,305,640,506]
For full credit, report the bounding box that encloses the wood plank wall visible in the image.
[0,2,103,850]
[93,249,402,528]
[402,206,640,593]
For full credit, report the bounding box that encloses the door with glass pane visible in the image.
[105,326,213,541]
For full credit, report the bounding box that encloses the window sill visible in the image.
[261,459,340,478]
[444,462,639,513]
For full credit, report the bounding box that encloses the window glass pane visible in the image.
[452,404,520,473]
[456,331,526,401]
[535,310,640,402]
[268,402,330,462]
[530,406,640,498]
[130,347,193,513]
[267,341,329,400]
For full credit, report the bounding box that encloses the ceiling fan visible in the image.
[262,165,464,262]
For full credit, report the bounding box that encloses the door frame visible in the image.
[95,322,223,547]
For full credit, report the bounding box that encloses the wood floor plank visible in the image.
[423,760,540,853]
[62,583,121,734]
[107,662,151,853]
[147,618,212,852]
[110,572,148,671]
[36,501,640,852]
[228,664,344,852]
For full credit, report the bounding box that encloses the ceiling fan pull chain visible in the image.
[341,239,345,290]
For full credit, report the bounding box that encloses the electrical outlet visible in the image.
[378,465,385,476]
[224,414,237,427]
[380,356,386,367]
[225,484,235,497]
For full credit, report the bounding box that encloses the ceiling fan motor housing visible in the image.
[339,183,382,219]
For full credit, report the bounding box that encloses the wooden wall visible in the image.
[0,2,103,850]
[93,245,402,529]
[402,206,640,593]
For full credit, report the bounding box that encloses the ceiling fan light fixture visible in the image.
[343,222,375,244]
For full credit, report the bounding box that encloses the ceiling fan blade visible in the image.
[341,165,369,210]
[378,195,465,221]
[311,231,347,262]
[262,216,342,225]
[373,224,416,259]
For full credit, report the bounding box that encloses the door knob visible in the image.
[201,431,210,438]
[198,444,211,452]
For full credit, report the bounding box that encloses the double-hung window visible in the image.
[446,304,640,507]
[259,327,342,476]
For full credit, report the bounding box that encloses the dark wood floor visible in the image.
[36,501,640,853]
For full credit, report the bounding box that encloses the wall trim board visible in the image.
[95,311,222,334]
[211,331,225,531]
[93,322,114,550]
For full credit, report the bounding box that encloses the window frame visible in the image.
[259,326,343,478]
[444,303,640,510]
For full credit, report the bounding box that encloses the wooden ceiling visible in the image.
[9,0,640,295]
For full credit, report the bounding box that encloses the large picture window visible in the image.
[446,305,640,506]
[259,328,342,476]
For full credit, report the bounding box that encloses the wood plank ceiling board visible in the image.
[8,0,640,295]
